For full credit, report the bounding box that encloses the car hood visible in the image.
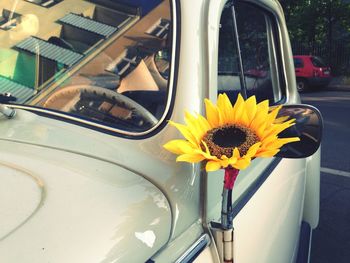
[0,139,172,262]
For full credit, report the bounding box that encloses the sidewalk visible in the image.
[326,76,350,92]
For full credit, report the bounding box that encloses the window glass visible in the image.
[311,56,326,67]
[0,0,172,133]
[218,1,280,103]
[294,58,304,68]
[208,0,283,222]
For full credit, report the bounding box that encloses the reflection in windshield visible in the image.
[0,0,171,132]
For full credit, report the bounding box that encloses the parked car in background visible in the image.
[293,55,331,92]
[0,0,323,262]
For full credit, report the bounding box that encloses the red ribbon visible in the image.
[224,167,239,190]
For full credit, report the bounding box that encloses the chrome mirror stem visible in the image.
[0,104,16,119]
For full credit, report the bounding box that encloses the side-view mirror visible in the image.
[275,104,323,158]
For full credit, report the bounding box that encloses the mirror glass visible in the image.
[275,104,323,158]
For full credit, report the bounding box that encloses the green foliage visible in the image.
[281,0,350,43]
[280,0,350,75]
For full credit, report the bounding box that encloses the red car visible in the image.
[293,55,331,92]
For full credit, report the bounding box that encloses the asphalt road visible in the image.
[300,90,350,263]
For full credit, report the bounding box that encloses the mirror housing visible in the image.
[275,104,323,158]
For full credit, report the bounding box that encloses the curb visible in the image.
[325,85,350,92]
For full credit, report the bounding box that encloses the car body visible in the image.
[0,0,322,262]
[293,55,331,92]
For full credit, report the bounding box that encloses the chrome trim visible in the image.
[7,0,178,137]
[175,234,211,263]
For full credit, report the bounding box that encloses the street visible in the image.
[300,90,350,263]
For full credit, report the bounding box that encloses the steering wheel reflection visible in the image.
[43,85,158,129]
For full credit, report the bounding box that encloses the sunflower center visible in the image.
[212,126,246,148]
[202,124,259,158]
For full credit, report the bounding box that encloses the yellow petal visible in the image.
[200,141,220,161]
[232,93,245,123]
[217,93,233,124]
[257,99,269,112]
[205,99,220,127]
[260,134,278,148]
[280,137,300,143]
[163,139,195,155]
[233,94,250,126]
[240,111,250,127]
[233,147,241,158]
[274,116,290,124]
[169,121,199,146]
[184,111,208,140]
[228,156,238,166]
[266,137,300,149]
[234,157,252,170]
[255,149,280,157]
[245,96,257,124]
[196,114,211,136]
[201,140,210,154]
[245,142,262,158]
[193,148,217,160]
[206,160,222,172]
[262,119,296,140]
[184,111,199,132]
[219,155,229,168]
[249,100,269,136]
[176,153,205,163]
[266,105,282,126]
[252,100,268,121]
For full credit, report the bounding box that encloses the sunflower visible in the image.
[163,93,300,172]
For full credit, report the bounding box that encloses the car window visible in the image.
[311,56,326,67]
[206,0,285,221]
[0,0,173,134]
[294,58,304,68]
[218,1,282,103]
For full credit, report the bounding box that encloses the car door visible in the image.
[206,1,307,262]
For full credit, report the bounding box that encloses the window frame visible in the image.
[216,1,287,105]
[3,0,180,139]
[205,0,290,222]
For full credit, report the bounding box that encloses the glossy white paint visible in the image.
[0,140,171,262]
[206,0,229,102]
[0,107,201,240]
[152,221,208,262]
[303,147,321,228]
[0,164,44,240]
[193,246,217,263]
[232,158,306,263]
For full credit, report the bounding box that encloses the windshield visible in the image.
[0,0,173,133]
[311,56,327,67]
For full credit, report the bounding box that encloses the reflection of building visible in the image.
[109,0,162,16]
[0,0,169,105]
[0,1,137,99]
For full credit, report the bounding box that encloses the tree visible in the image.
[280,0,350,75]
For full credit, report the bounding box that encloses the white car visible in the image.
[0,0,322,262]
